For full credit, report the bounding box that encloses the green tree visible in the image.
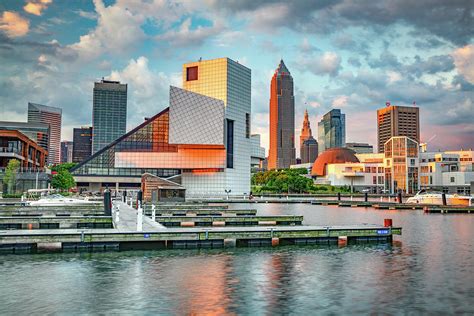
[50,163,77,191]
[3,159,20,194]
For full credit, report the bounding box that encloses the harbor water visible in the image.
[0,203,472,314]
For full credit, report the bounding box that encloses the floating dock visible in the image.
[152,215,303,227]
[0,224,401,254]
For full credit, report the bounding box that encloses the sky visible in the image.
[0,0,473,156]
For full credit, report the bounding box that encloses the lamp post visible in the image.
[225,189,231,200]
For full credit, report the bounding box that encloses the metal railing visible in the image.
[0,147,21,154]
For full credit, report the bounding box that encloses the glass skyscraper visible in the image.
[92,80,127,153]
[318,109,346,155]
[27,102,62,165]
[72,127,93,163]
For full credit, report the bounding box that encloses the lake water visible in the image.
[0,203,472,315]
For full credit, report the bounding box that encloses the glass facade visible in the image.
[72,127,93,163]
[318,109,346,155]
[92,80,127,153]
[27,103,62,165]
[384,136,419,194]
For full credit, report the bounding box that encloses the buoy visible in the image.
[384,219,393,227]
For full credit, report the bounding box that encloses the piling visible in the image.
[337,193,341,201]
[397,192,403,204]
[384,219,393,227]
[104,190,112,216]
[442,193,447,206]
[137,190,143,209]
[364,192,368,202]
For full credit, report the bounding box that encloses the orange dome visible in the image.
[311,147,359,176]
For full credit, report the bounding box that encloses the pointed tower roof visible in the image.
[276,59,291,75]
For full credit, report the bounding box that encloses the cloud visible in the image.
[209,1,473,45]
[23,0,53,16]
[0,11,30,38]
[157,17,225,47]
[332,95,348,108]
[109,56,179,128]
[297,51,342,76]
[76,10,98,20]
[452,44,474,83]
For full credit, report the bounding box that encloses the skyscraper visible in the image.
[318,109,346,155]
[27,102,62,165]
[72,127,93,163]
[299,109,318,163]
[60,141,73,163]
[377,103,420,153]
[268,60,296,169]
[182,57,252,195]
[92,79,127,153]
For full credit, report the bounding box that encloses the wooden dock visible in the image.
[0,224,402,253]
[152,215,303,227]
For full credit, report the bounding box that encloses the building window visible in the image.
[226,119,234,168]
[373,176,377,184]
[245,113,250,139]
[450,177,455,183]
[186,66,198,81]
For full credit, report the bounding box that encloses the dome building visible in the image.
[311,147,359,177]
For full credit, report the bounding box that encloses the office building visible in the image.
[0,121,49,152]
[250,134,265,171]
[60,141,73,163]
[92,80,127,153]
[27,102,62,165]
[299,110,318,163]
[377,103,419,153]
[346,142,373,154]
[268,59,296,169]
[318,109,345,155]
[72,127,93,163]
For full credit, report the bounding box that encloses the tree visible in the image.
[51,163,77,191]
[3,159,20,194]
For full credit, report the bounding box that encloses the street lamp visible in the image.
[225,189,231,200]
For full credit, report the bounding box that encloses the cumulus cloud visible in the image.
[332,95,349,108]
[0,11,30,37]
[109,56,180,128]
[157,17,225,47]
[23,0,53,16]
[298,51,342,76]
[452,44,474,83]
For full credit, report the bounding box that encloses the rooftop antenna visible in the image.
[199,57,202,62]
[385,101,391,107]
[413,100,417,106]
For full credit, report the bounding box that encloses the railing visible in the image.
[0,167,47,173]
[0,147,21,154]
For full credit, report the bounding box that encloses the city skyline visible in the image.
[0,1,473,152]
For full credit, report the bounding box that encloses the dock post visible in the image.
[350,196,353,201]
[122,190,127,203]
[337,192,341,201]
[115,205,120,223]
[104,189,112,216]
[137,190,143,209]
[380,196,383,202]
[364,192,368,202]
[137,207,143,232]
[388,196,391,202]
[397,192,402,204]
[441,193,447,206]
[151,204,156,222]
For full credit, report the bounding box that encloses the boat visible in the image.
[406,190,473,206]
[28,194,101,207]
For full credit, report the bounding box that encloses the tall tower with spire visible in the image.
[268,59,296,169]
[299,109,318,164]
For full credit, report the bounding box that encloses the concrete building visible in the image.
[72,57,252,197]
[377,103,419,153]
[182,57,252,195]
[72,127,92,163]
[268,60,296,169]
[0,121,49,153]
[27,103,62,165]
[420,149,473,195]
[299,109,318,164]
[318,109,345,155]
[250,134,265,171]
[92,80,127,153]
[0,129,49,193]
[346,142,373,154]
[60,141,73,163]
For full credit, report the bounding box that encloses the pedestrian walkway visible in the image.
[112,201,166,232]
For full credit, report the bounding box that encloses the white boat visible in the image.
[406,190,473,206]
[28,194,101,207]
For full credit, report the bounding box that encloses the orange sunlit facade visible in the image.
[0,129,47,169]
[268,60,296,169]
